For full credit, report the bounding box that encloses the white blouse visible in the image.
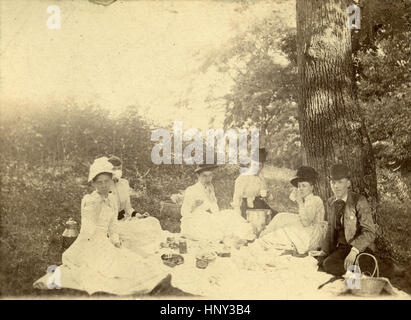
[79,191,120,244]
[181,182,219,217]
[297,194,325,227]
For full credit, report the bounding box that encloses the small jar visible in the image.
[62,218,78,250]
[179,239,187,254]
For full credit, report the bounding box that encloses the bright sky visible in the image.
[0,0,295,130]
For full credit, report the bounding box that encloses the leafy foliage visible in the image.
[204,9,302,169]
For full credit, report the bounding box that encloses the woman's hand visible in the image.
[289,188,297,202]
[295,190,304,206]
[299,215,310,227]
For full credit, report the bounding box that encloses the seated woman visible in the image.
[232,148,277,225]
[258,166,327,254]
[34,158,170,295]
[180,164,255,245]
[107,155,169,256]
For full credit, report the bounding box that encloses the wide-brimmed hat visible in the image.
[329,164,350,180]
[88,157,114,182]
[290,166,318,187]
[194,164,218,174]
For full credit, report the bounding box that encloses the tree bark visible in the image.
[296,0,378,221]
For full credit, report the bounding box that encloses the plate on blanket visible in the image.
[161,253,184,267]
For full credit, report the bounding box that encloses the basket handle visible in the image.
[354,252,379,278]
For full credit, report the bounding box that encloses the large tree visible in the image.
[296,0,378,218]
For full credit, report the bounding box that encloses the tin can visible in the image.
[179,240,187,254]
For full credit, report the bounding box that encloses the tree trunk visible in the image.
[296,0,378,222]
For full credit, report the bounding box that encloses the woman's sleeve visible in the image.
[108,200,121,245]
[80,195,97,238]
[315,197,326,223]
[232,177,244,214]
[299,197,321,227]
[123,179,135,217]
[181,187,194,217]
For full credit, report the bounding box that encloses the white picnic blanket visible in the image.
[169,248,333,299]
[33,235,410,299]
[165,238,410,299]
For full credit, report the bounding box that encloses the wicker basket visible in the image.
[160,201,181,216]
[351,253,388,297]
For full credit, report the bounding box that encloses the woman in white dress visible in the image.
[35,158,170,295]
[258,166,327,254]
[180,164,255,244]
[107,155,169,257]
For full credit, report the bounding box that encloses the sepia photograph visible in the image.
[0,0,410,304]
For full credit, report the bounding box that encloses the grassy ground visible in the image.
[1,164,410,297]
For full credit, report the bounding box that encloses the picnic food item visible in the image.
[196,258,209,269]
[179,239,187,254]
[217,245,231,257]
[166,237,179,250]
[161,253,184,268]
[195,251,217,269]
[160,237,181,250]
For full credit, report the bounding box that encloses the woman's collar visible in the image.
[304,193,314,201]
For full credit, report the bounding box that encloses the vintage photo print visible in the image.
[0,0,410,302]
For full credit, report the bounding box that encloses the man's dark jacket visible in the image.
[323,191,376,254]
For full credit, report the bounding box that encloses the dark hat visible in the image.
[329,164,350,180]
[290,166,318,187]
[194,163,218,174]
[251,148,268,163]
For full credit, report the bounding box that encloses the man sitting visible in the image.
[321,164,377,276]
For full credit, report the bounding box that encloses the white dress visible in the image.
[111,178,170,256]
[34,191,169,295]
[258,193,327,254]
[180,182,255,243]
